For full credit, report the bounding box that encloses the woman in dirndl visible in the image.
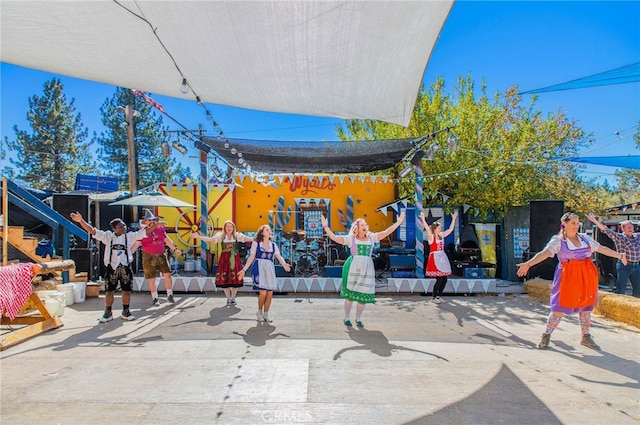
[420,210,458,304]
[192,220,250,306]
[321,211,405,328]
[239,225,291,323]
[517,212,626,350]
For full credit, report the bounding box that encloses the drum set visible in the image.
[276,230,344,277]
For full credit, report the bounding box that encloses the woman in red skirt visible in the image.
[192,220,251,305]
[420,210,458,304]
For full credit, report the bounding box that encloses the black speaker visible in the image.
[595,226,618,282]
[70,248,98,281]
[98,202,134,230]
[52,194,90,249]
[523,250,558,280]
[529,200,564,252]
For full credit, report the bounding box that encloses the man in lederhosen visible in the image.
[71,212,156,322]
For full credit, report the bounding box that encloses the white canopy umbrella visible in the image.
[109,192,195,208]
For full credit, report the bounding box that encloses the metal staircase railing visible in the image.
[1,179,89,280]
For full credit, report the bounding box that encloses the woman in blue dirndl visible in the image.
[239,225,290,323]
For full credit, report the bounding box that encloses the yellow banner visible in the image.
[474,223,496,277]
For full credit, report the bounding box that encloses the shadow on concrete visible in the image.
[333,326,449,361]
[403,364,562,425]
[232,322,289,346]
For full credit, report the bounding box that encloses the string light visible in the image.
[161,142,171,157]
[448,134,459,152]
[180,78,189,95]
[172,141,188,154]
[399,165,412,178]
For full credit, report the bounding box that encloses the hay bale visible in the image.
[595,293,640,328]
[524,278,640,329]
[524,278,551,303]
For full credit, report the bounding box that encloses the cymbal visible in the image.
[281,231,294,240]
[291,230,305,240]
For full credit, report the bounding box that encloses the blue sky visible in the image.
[2,1,639,185]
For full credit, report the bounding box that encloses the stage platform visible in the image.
[125,274,523,295]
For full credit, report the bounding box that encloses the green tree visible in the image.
[4,78,95,191]
[0,138,14,179]
[337,75,611,217]
[95,87,189,190]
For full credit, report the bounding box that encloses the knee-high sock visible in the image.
[355,303,366,321]
[545,313,562,334]
[344,300,353,320]
[578,311,592,335]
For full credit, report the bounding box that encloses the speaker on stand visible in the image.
[528,200,565,280]
[69,248,98,281]
[52,194,90,250]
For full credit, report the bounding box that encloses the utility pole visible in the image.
[125,105,138,222]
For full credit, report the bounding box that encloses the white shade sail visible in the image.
[1,0,453,126]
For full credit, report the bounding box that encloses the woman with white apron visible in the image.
[420,210,458,304]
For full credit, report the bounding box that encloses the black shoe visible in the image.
[152,298,160,306]
[99,311,113,323]
[120,310,136,321]
[167,295,175,303]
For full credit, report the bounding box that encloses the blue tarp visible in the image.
[563,155,640,170]
[74,174,119,192]
[520,62,640,94]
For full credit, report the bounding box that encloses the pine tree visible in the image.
[5,78,95,191]
[95,87,188,191]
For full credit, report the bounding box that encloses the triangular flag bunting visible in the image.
[421,279,431,293]
[408,280,417,293]
[467,280,476,294]
[304,278,314,292]
[334,279,341,292]
[318,279,327,292]
[451,280,460,293]
[393,279,402,292]
[182,278,191,293]
[482,280,491,294]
